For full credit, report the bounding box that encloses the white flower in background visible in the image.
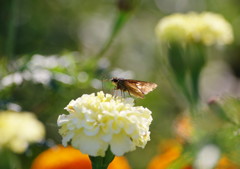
[0,111,45,153]
[156,13,189,43]
[194,144,221,169]
[53,73,74,85]
[31,69,52,85]
[91,78,102,89]
[155,12,233,46]
[78,72,89,83]
[57,91,152,157]
[1,72,23,87]
[6,103,22,112]
[28,54,59,69]
[28,54,71,69]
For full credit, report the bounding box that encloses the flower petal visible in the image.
[72,132,108,157]
[110,133,135,156]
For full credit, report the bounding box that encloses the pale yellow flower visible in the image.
[57,91,152,157]
[155,13,190,43]
[0,111,45,153]
[155,12,233,46]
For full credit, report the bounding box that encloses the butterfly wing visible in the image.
[124,80,157,98]
[135,81,158,94]
[123,81,145,98]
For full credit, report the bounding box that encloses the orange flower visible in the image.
[147,139,240,169]
[147,140,191,169]
[174,114,193,143]
[109,157,131,169]
[31,145,131,169]
[215,156,239,169]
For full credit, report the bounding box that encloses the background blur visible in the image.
[1,0,240,169]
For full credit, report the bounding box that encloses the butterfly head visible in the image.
[111,77,119,84]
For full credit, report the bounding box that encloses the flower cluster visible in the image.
[155,12,233,46]
[0,111,45,153]
[57,91,152,157]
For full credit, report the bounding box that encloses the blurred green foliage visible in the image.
[1,0,240,169]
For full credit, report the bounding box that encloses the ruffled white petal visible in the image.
[110,133,135,156]
[72,132,108,157]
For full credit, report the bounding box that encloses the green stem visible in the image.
[95,11,130,60]
[187,43,206,108]
[84,11,131,78]
[89,147,115,169]
[0,148,21,169]
[168,42,193,106]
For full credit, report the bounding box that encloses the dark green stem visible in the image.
[187,43,206,108]
[89,147,115,169]
[168,42,192,105]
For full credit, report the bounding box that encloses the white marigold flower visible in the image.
[198,12,233,45]
[155,12,233,46]
[57,91,153,157]
[0,111,45,153]
[155,13,190,43]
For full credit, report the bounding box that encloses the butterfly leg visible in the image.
[120,90,126,98]
[127,90,132,98]
[111,87,116,97]
[119,90,123,100]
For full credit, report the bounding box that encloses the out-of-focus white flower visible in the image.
[78,72,89,83]
[28,54,59,69]
[98,57,110,69]
[31,69,52,85]
[1,72,23,87]
[57,91,152,157]
[156,12,233,46]
[194,144,220,169]
[0,111,45,153]
[6,103,22,112]
[54,73,74,85]
[91,79,102,89]
[28,54,71,69]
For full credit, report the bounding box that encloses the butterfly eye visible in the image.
[112,78,118,83]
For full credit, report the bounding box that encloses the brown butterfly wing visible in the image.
[135,81,158,94]
[122,80,144,98]
[123,80,157,98]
